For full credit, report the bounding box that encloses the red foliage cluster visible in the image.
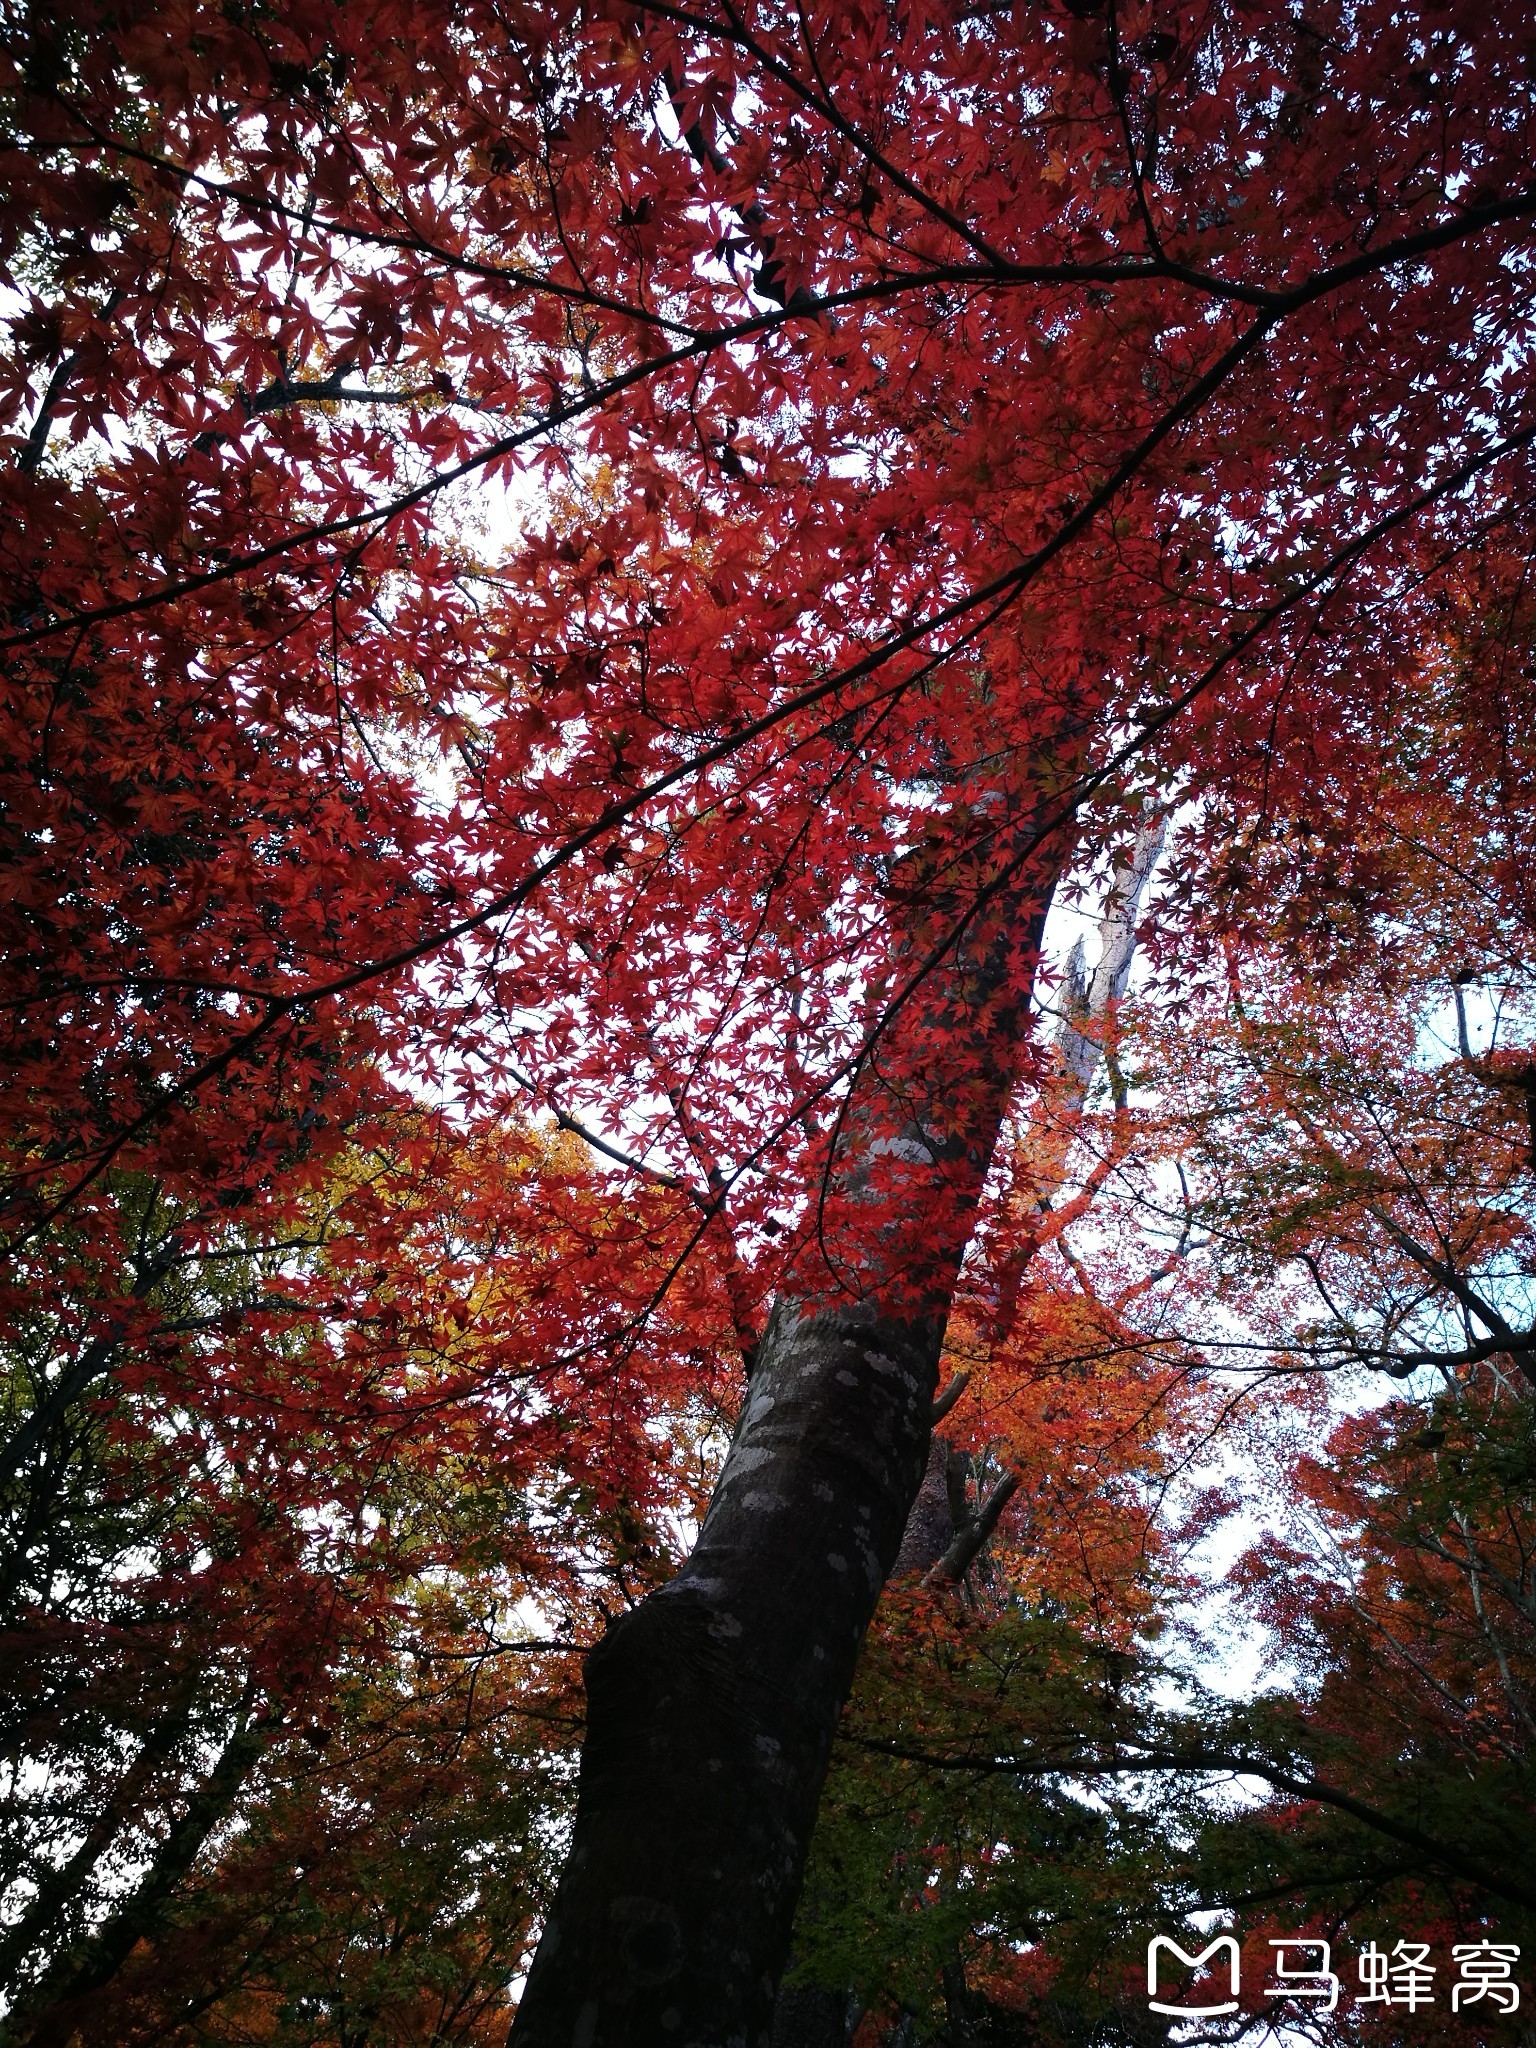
[3,0,1536,2039]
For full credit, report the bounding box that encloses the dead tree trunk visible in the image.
[897,807,1166,1589]
[510,784,1069,2048]
[1022,807,1165,1210]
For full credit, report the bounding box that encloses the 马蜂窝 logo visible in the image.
[1146,1935,1520,2018]
[1146,1935,1241,2017]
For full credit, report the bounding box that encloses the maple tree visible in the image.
[5,0,1536,2040]
[773,580,1536,2044]
[803,1358,1536,2045]
[0,1114,724,2045]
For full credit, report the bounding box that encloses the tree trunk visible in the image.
[768,1985,858,2047]
[0,1677,202,1995]
[890,1432,962,1577]
[739,821,1166,2048]
[12,1686,281,2048]
[510,789,1067,2048]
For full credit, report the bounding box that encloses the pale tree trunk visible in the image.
[899,809,1165,1588]
[510,782,1070,2048]
[1022,808,1165,1209]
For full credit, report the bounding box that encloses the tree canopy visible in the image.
[2,0,1534,2042]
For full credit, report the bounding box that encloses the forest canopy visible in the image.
[1,0,1534,2043]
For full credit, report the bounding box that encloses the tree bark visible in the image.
[891,1432,961,1577]
[768,1985,858,2047]
[510,788,1067,2048]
